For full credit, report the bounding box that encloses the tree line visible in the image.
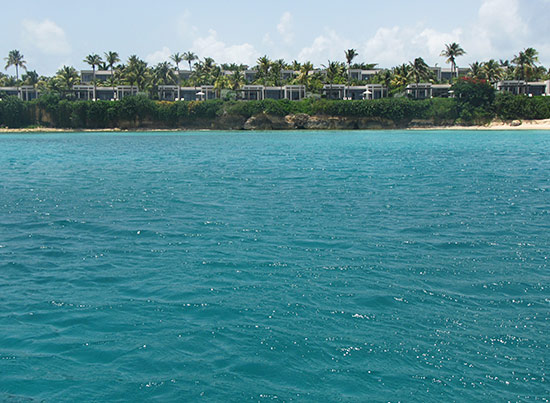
[2,78,550,129]
[2,44,548,100]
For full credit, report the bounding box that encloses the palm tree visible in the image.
[84,53,103,99]
[297,61,313,89]
[322,60,345,97]
[213,74,230,98]
[482,59,503,84]
[170,52,183,71]
[170,52,184,99]
[324,61,341,84]
[4,50,27,81]
[104,51,120,86]
[290,60,301,71]
[374,69,392,90]
[56,66,79,91]
[153,61,176,86]
[256,55,271,84]
[270,59,286,86]
[512,48,539,81]
[391,63,411,89]
[345,49,358,83]
[183,51,198,72]
[440,43,466,79]
[469,62,485,79]
[229,70,244,91]
[499,59,515,80]
[408,57,431,98]
[22,70,39,88]
[126,56,149,92]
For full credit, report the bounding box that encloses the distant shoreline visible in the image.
[2,119,550,133]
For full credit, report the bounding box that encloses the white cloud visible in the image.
[262,33,274,47]
[361,25,463,67]
[478,0,527,39]
[354,0,535,68]
[464,0,527,61]
[192,30,260,65]
[176,10,198,40]
[277,12,294,44]
[298,30,353,64]
[21,19,70,55]
[146,46,172,65]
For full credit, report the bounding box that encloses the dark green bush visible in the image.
[494,93,550,120]
[3,89,550,129]
[0,96,29,128]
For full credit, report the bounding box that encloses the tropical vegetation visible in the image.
[2,44,550,129]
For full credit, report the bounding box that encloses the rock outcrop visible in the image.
[242,114,399,131]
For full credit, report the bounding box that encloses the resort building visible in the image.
[495,80,550,96]
[432,84,453,98]
[281,70,297,81]
[349,69,382,82]
[178,86,217,101]
[178,70,192,81]
[72,85,138,100]
[158,85,180,101]
[406,83,433,99]
[284,85,306,100]
[240,85,305,101]
[430,66,469,82]
[354,84,388,100]
[322,85,346,100]
[244,70,257,83]
[80,70,113,84]
[0,86,39,101]
[241,85,264,100]
[117,86,139,99]
[322,85,388,100]
[264,87,284,100]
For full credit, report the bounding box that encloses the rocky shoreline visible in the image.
[2,115,550,133]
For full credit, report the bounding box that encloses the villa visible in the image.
[239,85,306,101]
[281,70,296,81]
[241,85,264,101]
[430,66,469,82]
[495,80,550,96]
[72,85,138,100]
[0,86,39,101]
[349,69,382,82]
[322,85,346,100]
[406,83,433,99]
[158,85,180,101]
[178,70,192,81]
[175,86,217,101]
[406,83,454,99]
[80,70,113,84]
[432,84,453,98]
[322,84,388,100]
[244,70,257,83]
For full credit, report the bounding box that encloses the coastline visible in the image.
[2,119,550,133]
[408,119,550,131]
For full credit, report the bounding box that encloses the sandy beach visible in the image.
[409,119,550,131]
[2,119,550,133]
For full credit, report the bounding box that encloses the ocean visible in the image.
[1,130,549,401]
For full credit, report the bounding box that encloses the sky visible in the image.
[2,0,550,76]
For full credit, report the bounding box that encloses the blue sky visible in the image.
[2,0,550,75]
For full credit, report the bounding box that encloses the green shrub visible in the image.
[0,96,29,128]
[494,93,550,120]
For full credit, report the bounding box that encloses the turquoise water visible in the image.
[1,130,549,401]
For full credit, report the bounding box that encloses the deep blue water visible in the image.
[0,130,549,402]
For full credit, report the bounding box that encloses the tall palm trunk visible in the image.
[178,74,181,100]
